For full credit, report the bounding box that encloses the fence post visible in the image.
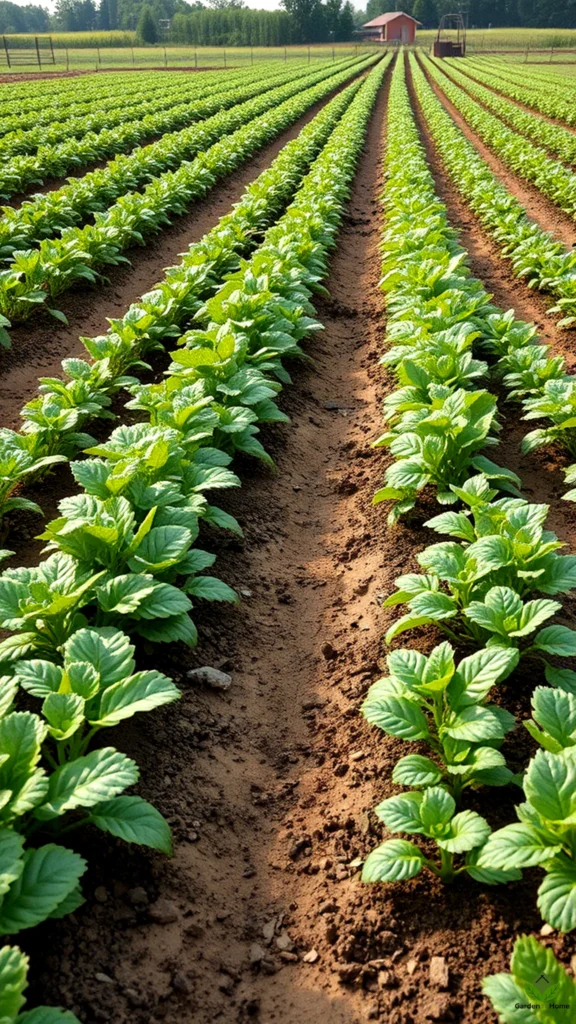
[65,45,69,71]
[97,46,101,65]
[35,35,41,68]
[3,36,10,69]
[131,46,135,65]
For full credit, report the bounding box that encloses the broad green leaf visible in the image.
[392,755,442,789]
[34,748,139,820]
[538,862,576,933]
[478,823,559,870]
[362,693,429,741]
[89,796,172,854]
[420,787,455,830]
[532,625,576,657]
[0,944,27,1018]
[436,810,489,853]
[91,671,180,727]
[361,839,424,883]
[42,694,85,742]
[524,749,576,822]
[0,828,24,898]
[375,793,423,834]
[0,844,86,934]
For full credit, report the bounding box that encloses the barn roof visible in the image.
[362,11,421,28]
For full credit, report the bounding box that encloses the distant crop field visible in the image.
[0,38,380,73]
[417,26,576,56]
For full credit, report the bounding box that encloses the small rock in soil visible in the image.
[303,949,319,964]
[172,972,191,994]
[94,972,114,985]
[94,886,108,904]
[378,970,398,989]
[406,958,419,976]
[279,951,299,963]
[540,923,555,936]
[187,666,232,691]
[148,899,179,924]
[127,887,148,907]
[275,930,295,952]
[321,642,338,661]
[262,920,276,943]
[426,994,454,1021]
[249,944,267,964]
[429,957,449,990]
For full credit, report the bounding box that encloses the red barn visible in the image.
[361,11,420,44]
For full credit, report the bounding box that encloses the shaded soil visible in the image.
[18,66,576,1024]
[417,56,576,251]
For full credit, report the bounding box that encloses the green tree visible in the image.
[338,0,355,38]
[412,0,437,28]
[136,3,158,40]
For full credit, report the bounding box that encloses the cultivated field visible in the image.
[3,43,576,1024]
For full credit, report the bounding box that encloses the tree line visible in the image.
[3,0,576,44]
[365,0,576,30]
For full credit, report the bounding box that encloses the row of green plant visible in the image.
[0,58,335,200]
[0,57,365,257]
[421,54,576,227]
[0,56,370,258]
[466,56,576,105]
[438,58,576,167]
[0,66,238,137]
[0,66,249,155]
[408,57,576,330]
[0,61,389,1019]
[359,58,576,1022]
[0,56,374,342]
[412,57,576,503]
[0,61,381,538]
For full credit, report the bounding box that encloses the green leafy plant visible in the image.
[361,786,519,886]
[362,641,518,800]
[478,747,576,932]
[0,944,81,1022]
[483,935,576,1024]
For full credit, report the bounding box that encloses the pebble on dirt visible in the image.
[148,898,179,924]
[429,956,450,990]
[187,666,233,691]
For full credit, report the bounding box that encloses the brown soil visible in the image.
[17,66,576,1024]
[0,84,355,429]
[417,56,576,251]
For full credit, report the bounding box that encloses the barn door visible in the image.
[401,24,409,42]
